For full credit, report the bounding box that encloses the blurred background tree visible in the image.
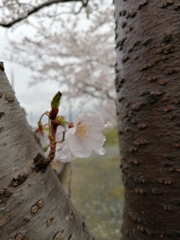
[0,0,117,126]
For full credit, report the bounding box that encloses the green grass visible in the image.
[103,128,119,147]
[68,154,124,240]
[60,128,123,239]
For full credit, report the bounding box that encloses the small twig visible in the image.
[45,124,57,164]
[68,162,73,198]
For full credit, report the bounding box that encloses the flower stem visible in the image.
[38,111,49,124]
[45,124,57,164]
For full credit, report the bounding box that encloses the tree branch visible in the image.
[0,0,81,28]
[78,82,116,102]
[0,62,94,239]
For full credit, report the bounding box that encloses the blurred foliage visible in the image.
[104,128,119,147]
[67,153,124,240]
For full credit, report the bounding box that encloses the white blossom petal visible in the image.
[65,132,92,158]
[58,144,77,162]
[74,111,105,132]
[95,147,106,155]
[55,126,64,142]
[34,129,49,149]
[62,111,106,159]
[83,133,106,151]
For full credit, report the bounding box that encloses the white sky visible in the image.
[0,1,111,127]
[0,29,98,128]
[0,27,77,127]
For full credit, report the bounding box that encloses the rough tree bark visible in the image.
[114,0,180,239]
[0,64,94,240]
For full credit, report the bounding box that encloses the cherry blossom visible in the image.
[59,111,106,162]
[57,143,77,163]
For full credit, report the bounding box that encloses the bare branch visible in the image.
[84,83,116,102]
[74,0,89,14]
[0,0,81,28]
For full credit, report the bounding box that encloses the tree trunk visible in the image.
[114,1,180,239]
[0,64,94,240]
